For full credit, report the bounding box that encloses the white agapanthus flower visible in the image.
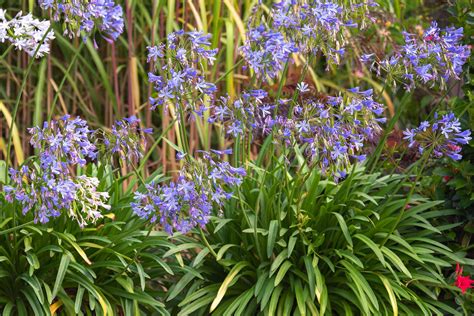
[0,9,54,58]
[72,176,111,228]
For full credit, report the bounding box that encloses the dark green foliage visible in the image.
[0,167,177,316]
[170,165,471,315]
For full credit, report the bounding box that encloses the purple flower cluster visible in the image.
[38,0,124,42]
[147,30,218,114]
[210,89,273,137]
[240,0,377,79]
[131,150,245,234]
[403,112,471,160]
[5,167,110,227]
[4,116,109,226]
[277,88,384,176]
[240,26,298,80]
[362,22,471,90]
[105,115,152,163]
[0,9,55,58]
[212,87,385,177]
[28,115,97,173]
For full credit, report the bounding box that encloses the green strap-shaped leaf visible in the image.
[136,262,146,291]
[332,212,353,247]
[267,286,283,315]
[216,244,238,261]
[52,253,70,302]
[304,256,316,299]
[267,220,279,258]
[2,302,14,316]
[378,274,398,316]
[167,272,196,301]
[341,260,379,312]
[210,261,250,312]
[274,261,292,286]
[74,286,85,314]
[270,249,289,275]
[381,247,412,278]
[295,280,307,316]
[163,243,202,258]
[354,234,386,266]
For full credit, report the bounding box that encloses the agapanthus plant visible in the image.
[38,0,124,42]
[104,115,152,163]
[212,87,385,178]
[276,88,385,176]
[241,0,378,80]
[147,30,217,116]
[28,114,97,172]
[403,112,472,161]
[4,116,110,227]
[0,9,54,57]
[210,89,272,138]
[131,150,245,234]
[362,22,471,90]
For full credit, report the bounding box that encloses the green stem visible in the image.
[177,105,190,155]
[368,90,408,173]
[288,55,313,118]
[47,41,85,121]
[199,227,217,258]
[273,59,290,118]
[0,220,35,236]
[379,148,432,247]
[238,184,264,259]
[5,26,53,181]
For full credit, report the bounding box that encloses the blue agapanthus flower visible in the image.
[131,150,245,234]
[28,115,97,172]
[363,22,471,90]
[240,0,377,78]
[147,30,218,114]
[211,87,385,178]
[105,115,152,163]
[240,26,298,80]
[38,0,124,42]
[4,116,110,227]
[403,112,472,160]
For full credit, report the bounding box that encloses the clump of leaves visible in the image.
[0,165,179,316]
[168,163,471,315]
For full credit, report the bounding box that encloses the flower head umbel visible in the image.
[240,26,298,80]
[131,150,245,234]
[240,0,377,79]
[147,30,218,115]
[212,87,384,178]
[38,0,124,42]
[4,116,109,227]
[210,89,273,137]
[104,115,152,163]
[5,167,109,227]
[0,9,55,58]
[277,88,384,177]
[363,22,471,90]
[28,115,97,173]
[403,112,471,160]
